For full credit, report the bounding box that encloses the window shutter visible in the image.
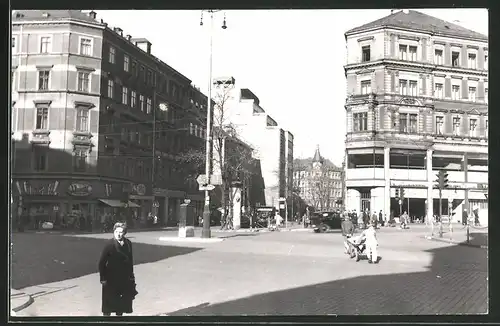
[445,78,451,98]
[421,38,427,61]
[478,47,485,70]
[461,46,468,69]
[445,114,452,134]
[478,80,485,102]
[444,43,451,66]
[461,79,468,99]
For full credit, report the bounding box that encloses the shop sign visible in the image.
[132,184,146,196]
[15,181,59,196]
[68,182,92,196]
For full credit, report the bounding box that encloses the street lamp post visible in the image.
[200,9,227,239]
[152,88,168,225]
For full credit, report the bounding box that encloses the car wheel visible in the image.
[320,223,330,233]
[354,249,360,262]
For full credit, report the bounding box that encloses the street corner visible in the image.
[158,236,224,243]
[421,235,488,249]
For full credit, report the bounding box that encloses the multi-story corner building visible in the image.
[293,147,344,211]
[11,10,209,228]
[343,10,488,224]
[213,78,294,212]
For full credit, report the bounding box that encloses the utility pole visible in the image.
[435,170,449,238]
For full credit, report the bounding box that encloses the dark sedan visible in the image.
[310,211,342,233]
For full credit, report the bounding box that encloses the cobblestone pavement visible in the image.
[12,228,487,316]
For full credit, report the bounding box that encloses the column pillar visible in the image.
[384,147,391,221]
[163,196,169,225]
[426,149,434,223]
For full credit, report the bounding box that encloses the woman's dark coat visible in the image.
[98,238,136,314]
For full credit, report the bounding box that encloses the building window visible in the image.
[147,98,152,114]
[38,70,50,90]
[40,36,51,53]
[436,116,444,135]
[434,49,443,65]
[131,61,137,76]
[131,90,137,107]
[484,88,488,104]
[353,112,368,131]
[73,149,88,172]
[399,79,408,95]
[408,46,417,61]
[409,114,418,133]
[147,70,152,85]
[77,71,90,93]
[11,71,15,89]
[36,107,49,130]
[140,66,145,82]
[399,45,407,60]
[79,38,92,56]
[139,95,145,112]
[107,79,114,98]
[360,80,371,95]
[484,54,488,69]
[469,119,477,137]
[452,51,460,67]
[109,46,116,64]
[122,86,129,105]
[486,120,488,135]
[468,53,477,69]
[76,108,89,132]
[123,55,130,72]
[409,80,417,96]
[435,83,443,99]
[468,87,476,102]
[399,113,408,132]
[453,117,461,135]
[361,46,370,62]
[452,85,460,100]
[33,146,48,171]
[12,36,17,53]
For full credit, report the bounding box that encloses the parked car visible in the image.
[311,211,342,233]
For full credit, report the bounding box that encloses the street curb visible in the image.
[423,236,488,249]
[158,236,224,243]
[10,290,34,312]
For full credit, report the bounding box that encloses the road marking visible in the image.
[287,245,294,256]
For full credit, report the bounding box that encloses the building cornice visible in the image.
[12,19,105,30]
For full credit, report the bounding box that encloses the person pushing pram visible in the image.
[347,221,379,264]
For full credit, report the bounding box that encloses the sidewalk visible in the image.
[422,224,488,248]
[11,289,33,313]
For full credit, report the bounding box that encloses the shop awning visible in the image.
[98,199,140,208]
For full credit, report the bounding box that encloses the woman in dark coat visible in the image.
[98,222,137,316]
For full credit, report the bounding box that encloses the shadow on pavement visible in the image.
[217,233,260,239]
[11,233,202,290]
[168,232,487,316]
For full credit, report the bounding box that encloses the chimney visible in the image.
[89,10,97,19]
[126,35,132,41]
[114,27,123,36]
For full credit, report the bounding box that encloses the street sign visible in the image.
[196,174,207,185]
[199,184,216,191]
[398,199,402,205]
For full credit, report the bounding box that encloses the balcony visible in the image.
[72,131,93,147]
[31,130,51,145]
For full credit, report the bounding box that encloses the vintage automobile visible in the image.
[310,211,342,233]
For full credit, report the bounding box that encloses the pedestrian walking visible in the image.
[275,213,283,231]
[98,222,138,316]
[341,213,355,254]
[378,210,384,227]
[371,211,378,229]
[462,209,468,226]
[362,209,369,229]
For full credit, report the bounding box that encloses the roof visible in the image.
[312,145,323,164]
[346,10,487,41]
[12,10,99,24]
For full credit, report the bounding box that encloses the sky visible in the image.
[95,8,488,167]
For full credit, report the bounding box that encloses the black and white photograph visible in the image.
[10,8,488,317]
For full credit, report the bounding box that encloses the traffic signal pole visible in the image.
[439,187,443,238]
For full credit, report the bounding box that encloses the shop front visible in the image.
[129,183,155,227]
[153,188,186,226]
[12,177,135,231]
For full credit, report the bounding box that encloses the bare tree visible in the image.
[178,82,255,230]
[305,164,338,211]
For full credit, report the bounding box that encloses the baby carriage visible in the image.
[346,234,366,262]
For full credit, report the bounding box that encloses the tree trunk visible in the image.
[220,180,227,229]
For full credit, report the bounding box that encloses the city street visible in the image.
[11,226,487,316]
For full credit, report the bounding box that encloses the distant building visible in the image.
[212,78,294,213]
[293,146,343,211]
[11,10,210,229]
[343,10,488,224]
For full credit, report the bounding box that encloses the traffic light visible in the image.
[395,188,400,199]
[436,170,450,189]
[400,188,405,199]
